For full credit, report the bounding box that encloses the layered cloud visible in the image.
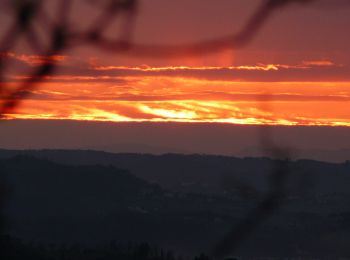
[1,52,350,126]
[1,52,348,82]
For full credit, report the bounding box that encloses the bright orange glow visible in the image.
[2,73,350,126]
[92,60,338,72]
[2,52,67,65]
[93,64,280,71]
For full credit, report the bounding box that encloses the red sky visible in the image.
[1,0,350,126]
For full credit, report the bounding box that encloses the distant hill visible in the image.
[238,147,350,163]
[1,149,350,195]
[2,120,350,163]
[0,156,241,255]
[1,151,350,257]
[82,142,189,155]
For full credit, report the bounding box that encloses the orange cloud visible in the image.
[3,78,350,127]
[1,54,349,127]
[93,64,280,72]
[5,99,350,126]
[302,60,336,67]
[1,52,67,66]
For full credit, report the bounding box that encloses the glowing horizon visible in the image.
[2,64,350,126]
[1,0,350,128]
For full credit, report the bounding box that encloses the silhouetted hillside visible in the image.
[1,152,350,258]
[0,156,242,255]
[1,149,350,196]
[239,147,350,163]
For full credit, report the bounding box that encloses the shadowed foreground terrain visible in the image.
[1,150,350,258]
[1,236,211,260]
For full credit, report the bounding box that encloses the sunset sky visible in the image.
[3,3,350,258]
[1,0,350,126]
